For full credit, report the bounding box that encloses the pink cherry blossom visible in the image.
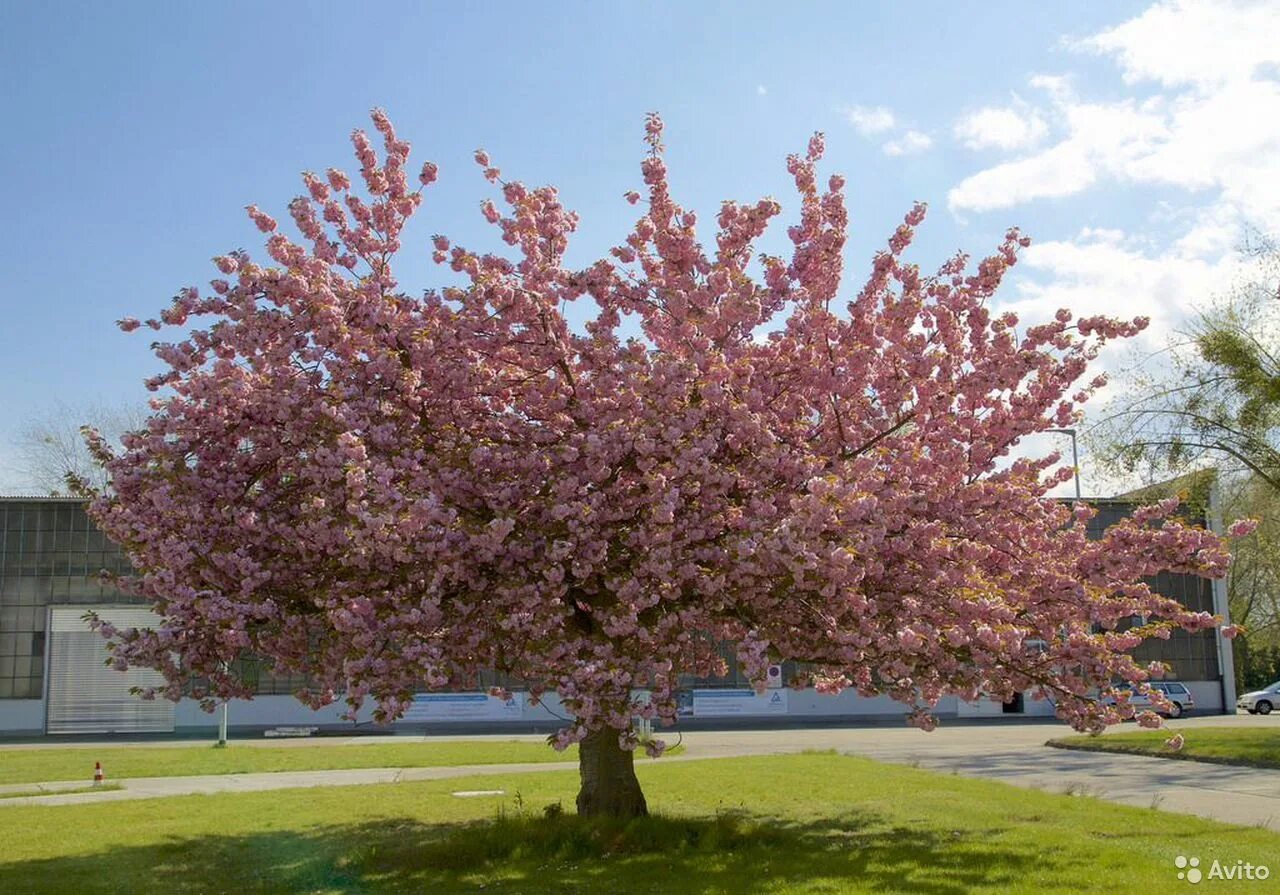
[245,205,277,233]
[86,110,1237,764]
[1228,519,1259,537]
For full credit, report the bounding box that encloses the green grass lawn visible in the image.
[1049,726,1280,768]
[0,740,578,785]
[0,753,1274,894]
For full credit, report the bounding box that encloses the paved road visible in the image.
[0,761,583,806]
[675,716,1280,830]
[4,715,1280,832]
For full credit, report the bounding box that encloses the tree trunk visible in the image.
[576,728,649,818]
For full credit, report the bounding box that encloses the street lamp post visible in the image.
[1045,428,1082,499]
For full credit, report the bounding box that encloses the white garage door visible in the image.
[46,607,175,734]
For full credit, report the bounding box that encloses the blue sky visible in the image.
[2,1,1277,492]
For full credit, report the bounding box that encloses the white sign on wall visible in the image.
[402,692,524,722]
[690,688,788,716]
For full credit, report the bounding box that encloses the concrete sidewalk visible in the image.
[0,760,581,807]
[4,716,1280,833]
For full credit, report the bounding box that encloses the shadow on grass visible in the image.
[0,808,1078,894]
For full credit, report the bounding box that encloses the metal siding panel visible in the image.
[46,607,174,734]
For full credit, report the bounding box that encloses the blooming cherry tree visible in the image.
[86,111,1240,817]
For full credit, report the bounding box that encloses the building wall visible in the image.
[0,699,45,735]
[1086,501,1225,683]
[0,499,135,703]
[173,695,379,730]
[0,497,1236,735]
[1184,681,1226,713]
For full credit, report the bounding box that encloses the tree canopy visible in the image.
[84,113,1243,813]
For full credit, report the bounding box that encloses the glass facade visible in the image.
[0,499,134,699]
[0,499,307,701]
[228,655,313,696]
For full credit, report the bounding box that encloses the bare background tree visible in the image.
[12,400,146,496]
[1088,231,1280,688]
[1088,232,1278,490]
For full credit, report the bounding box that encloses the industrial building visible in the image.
[0,496,1236,737]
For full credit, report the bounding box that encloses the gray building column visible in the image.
[1208,480,1238,713]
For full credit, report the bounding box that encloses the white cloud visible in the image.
[946,140,1096,211]
[882,130,933,157]
[757,84,767,96]
[842,104,933,157]
[1010,227,1238,337]
[1171,203,1241,258]
[954,105,1049,151]
[1028,74,1073,101]
[993,225,1248,437]
[1000,222,1251,493]
[948,94,1170,212]
[842,104,896,135]
[943,2,1280,495]
[947,0,1280,226]
[1076,0,1280,88]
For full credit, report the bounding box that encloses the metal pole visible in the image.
[1046,428,1082,499]
[217,659,229,747]
[1069,430,1081,499]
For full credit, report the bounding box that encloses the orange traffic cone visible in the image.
[93,761,104,786]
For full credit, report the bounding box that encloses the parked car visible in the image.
[1136,681,1192,717]
[1120,681,1196,718]
[1237,681,1280,715]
